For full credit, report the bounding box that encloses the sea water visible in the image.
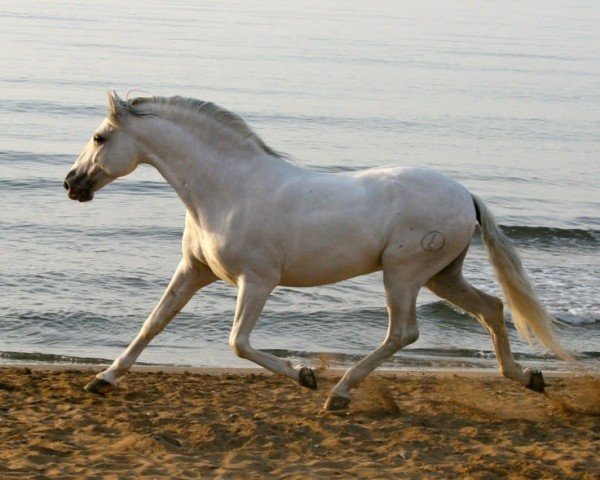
[0,1,598,370]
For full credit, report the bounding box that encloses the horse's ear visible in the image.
[107,91,126,123]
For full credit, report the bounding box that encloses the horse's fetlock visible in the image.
[389,325,419,349]
[403,328,419,347]
[385,334,401,350]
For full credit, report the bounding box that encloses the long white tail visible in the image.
[472,194,573,361]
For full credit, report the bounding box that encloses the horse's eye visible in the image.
[93,134,106,145]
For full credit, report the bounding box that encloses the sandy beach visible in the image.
[0,366,598,479]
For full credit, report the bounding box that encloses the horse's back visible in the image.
[358,166,476,232]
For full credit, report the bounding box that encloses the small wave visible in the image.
[469,225,599,250]
[574,216,600,227]
[499,225,599,243]
[0,351,113,365]
[421,299,598,328]
[0,100,104,117]
[0,150,72,166]
[555,312,599,326]
[3,221,181,241]
[0,178,62,191]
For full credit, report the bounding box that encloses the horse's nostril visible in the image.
[63,180,70,191]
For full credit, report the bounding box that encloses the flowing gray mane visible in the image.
[110,95,284,158]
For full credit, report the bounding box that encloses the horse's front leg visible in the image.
[228,278,317,389]
[84,259,217,394]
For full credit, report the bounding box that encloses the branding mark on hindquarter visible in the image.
[421,231,445,252]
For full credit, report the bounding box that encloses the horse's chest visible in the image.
[183,222,241,284]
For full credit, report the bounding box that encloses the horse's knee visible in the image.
[228,337,250,359]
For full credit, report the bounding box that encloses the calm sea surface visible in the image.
[1,1,598,370]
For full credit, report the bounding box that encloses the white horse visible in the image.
[64,92,571,410]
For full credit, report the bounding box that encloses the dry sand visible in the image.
[0,366,598,479]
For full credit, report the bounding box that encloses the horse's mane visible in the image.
[110,95,285,159]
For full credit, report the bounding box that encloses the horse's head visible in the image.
[64,92,140,202]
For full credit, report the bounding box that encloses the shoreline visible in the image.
[1,354,595,377]
[0,362,589,377]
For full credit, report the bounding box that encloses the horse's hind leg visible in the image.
[426,251,539,390]
[325,269,419,410]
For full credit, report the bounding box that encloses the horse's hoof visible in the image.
[298,367,317,390]
[324,395,351,411]
[526,370,545,393]
[84,377,115,395]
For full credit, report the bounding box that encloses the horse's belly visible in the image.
[279,241,382,287]
[279,265,381,287]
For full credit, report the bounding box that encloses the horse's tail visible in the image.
[472,194,573,361]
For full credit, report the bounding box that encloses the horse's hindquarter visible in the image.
[279,167,476,287]
[377,168,477,282]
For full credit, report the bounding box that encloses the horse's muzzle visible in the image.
[64,171,95,202]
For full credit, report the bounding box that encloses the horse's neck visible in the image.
[136,118,294,222]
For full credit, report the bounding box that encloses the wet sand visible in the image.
[0,366,598,479]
